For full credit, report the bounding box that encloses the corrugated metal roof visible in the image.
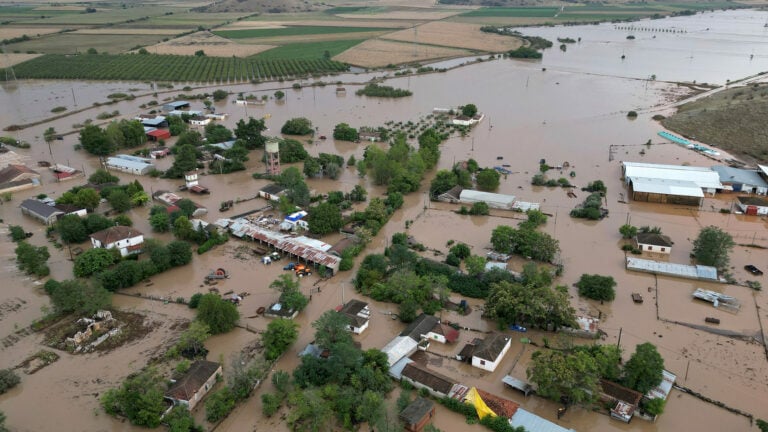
[234,222,340,271]
[388,357,414,379]
[630,177,704,198]
[623,162,722,189]
[106,156,154,172]
[382,336,418,367]
[509,408,575,432]
[626,257,719,281]
[711,165,768,188]
[645,370,676,401]
[459,190,516,208]
[758,164,768,178]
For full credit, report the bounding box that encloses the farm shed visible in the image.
[635,232,673,254]
[146,129,171,141]
[736,196,768,215]
[209,140,237,151]
[510,408,576,432]
[626,257,721,282]
[459,189,515,209]
[20,198,64,225]
[162,101,190,112]
[135,115,167,128]
[164,360,221,410]
[622,161,721,204]
[711,165,768,194]
[106,154,154,175]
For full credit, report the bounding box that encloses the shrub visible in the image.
[8,225,26,242]
[205,387,236,422]
[627,110,638,118]
[0,369,21,394]
[188,293,203,308]
[261,393,282,417]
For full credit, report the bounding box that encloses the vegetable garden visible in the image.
[1,53,349,82]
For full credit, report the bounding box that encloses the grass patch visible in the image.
[141,11,253,29]
[461,7,560,18]
[215,26,395,39]
[253,39,364,60]
[324,6,373,14]
[5,33,166,54]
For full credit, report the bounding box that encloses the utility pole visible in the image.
[617,327,622,349]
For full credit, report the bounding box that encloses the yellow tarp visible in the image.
[464,387,497,419]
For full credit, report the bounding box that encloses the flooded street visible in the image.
[2,8,768,432]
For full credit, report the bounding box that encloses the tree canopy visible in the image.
[476,168,500,191]
[14,241,50,277]
[308,202,343,235]
[101,368,166,427]
[281,117,314,135]
[623,342,664,394]
[46,278,112,315]
[263,319,298,361]
[575,274,617,301]
[692,225,734,269]
[461,104,478,117]
[490,224,559,262]
[333,123,358,141]
[80,124,114,157]
[196,293,239,334]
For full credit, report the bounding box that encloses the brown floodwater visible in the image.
[2,9,768,432]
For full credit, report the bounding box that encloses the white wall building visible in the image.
[90,226,144,257]
[471,332,511,372]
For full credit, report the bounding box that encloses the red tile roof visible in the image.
[475,388,519,418]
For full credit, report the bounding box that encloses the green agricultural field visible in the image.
[6,33,166,54]
[0,53,349,82]
[253,39,365,60]
[460,7,560,18]
[323,6,372,14]
[0,5,80,22]
[215,26,396,39]
[140,12,255,29]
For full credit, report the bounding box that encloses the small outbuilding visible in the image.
[189,116,212,126]
[165,360,222,410]
[259,183,287,202]
[459,189,515,210]
[711,165,768,194]
[400,397,435,432]
[162,101,190,112]
[20,199,64,225]
[635,232,673,254]
[146,129,171,141]
[736,196,768,215]
[338,299,370,334]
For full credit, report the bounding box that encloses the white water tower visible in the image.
[265,138,281,175]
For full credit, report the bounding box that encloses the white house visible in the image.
[189,116,212,126]
[471,332,511,372]
[90,226,144,257]
[635,232,673,254]
[279,210,309,232]
[338,299,370,334]
[424,322,459,344]
[164,360,221,410]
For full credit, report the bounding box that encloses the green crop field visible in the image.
[215,26,395,39]
[140,12,254,29]
[253,39,365,60]
[460,7,560,18]
[323,6,371,14]
[0,5,80,22]
[32,6,178,25]
[0,53,349,82]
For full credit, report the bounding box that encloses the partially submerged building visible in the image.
[626,257,722,282]
[337,299,370,334]
[600,379,643,423]
[106,154,155,175]
[258,183,287,202]
[736,196,768,215]
[90,226,144,257]
[635,233,673,254]
[162,101,191,112]
[400,397,435,432]
[470,332,511,372]
[622,162,722,206]
[0,164,41,194]
[711,165,768,194]
[459,189,515,210]
[164,360,222,410]
[20,198,64,225]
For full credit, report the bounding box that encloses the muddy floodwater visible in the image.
[2,8,768,432]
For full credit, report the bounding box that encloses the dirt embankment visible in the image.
[661,82,768,163]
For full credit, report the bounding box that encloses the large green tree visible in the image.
[14,241,50,277]
[476,168,501,191]
[80,124,113,157]
[692,225,734,269]
[281,117,313,135]
[623,343,664,394]
[263,319,298,361]
[485,279,575,329]
[234,117,267,149]
[575,274,617,301]
[101,368,166,427]
[196,293,239,334]
[167,144,199,178]
[47,279,112,314]
[308,202,343,235]
[107,189,131,213]
[333,123,358,141]
[527,349,600,406]
[73,248,119,277]
[57,214,88,244]
[312,310,352,349]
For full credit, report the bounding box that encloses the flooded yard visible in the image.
[1,8,768,432]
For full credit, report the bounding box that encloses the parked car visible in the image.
[509,324,527,333]
[283,262,296,271]
[744,264,763,276]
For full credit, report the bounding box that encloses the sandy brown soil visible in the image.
[661,82,768,163]
[0,27,64,40]
[138,31,274,57]
[0,53,43,68]
[73,28,184,35]
[334,39,473,67]
[218,19,416,29]
[382,21,524,52]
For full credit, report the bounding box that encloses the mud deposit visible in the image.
[1,9,768,432]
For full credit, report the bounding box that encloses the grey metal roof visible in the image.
[388,357,413,379]
[20,199,64,218]
[401,314,439,341]
[106,157,154,171]
[164,101,190,109]
[509,408,576,432]
[626,257,719,281]
[711,165,768,188]
[629,177,703,198]
[623,162,722,190]
[382,336,418,366]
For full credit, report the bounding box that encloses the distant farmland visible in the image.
[214,26,396,39]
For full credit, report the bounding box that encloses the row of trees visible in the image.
[95,240,192,291]
[79,120,147,157]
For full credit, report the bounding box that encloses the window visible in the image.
[480,360,486,366]
[647,245,652,250]
[661,247,666,252]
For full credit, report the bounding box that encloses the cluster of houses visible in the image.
[622,161,768,212]
[0,148,85,195]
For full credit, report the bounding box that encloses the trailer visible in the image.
[205,268,230,281]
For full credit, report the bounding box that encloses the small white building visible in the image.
[736,196,768,216]
[90,226,144,257]
[106,154,154,175]
[189,116,212,126]
[471,332,511,372]
[259,183,287,202]
[338,299,370,334]
[280,210,309,232]
[635,232,673,254]
[164,360,221,410]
